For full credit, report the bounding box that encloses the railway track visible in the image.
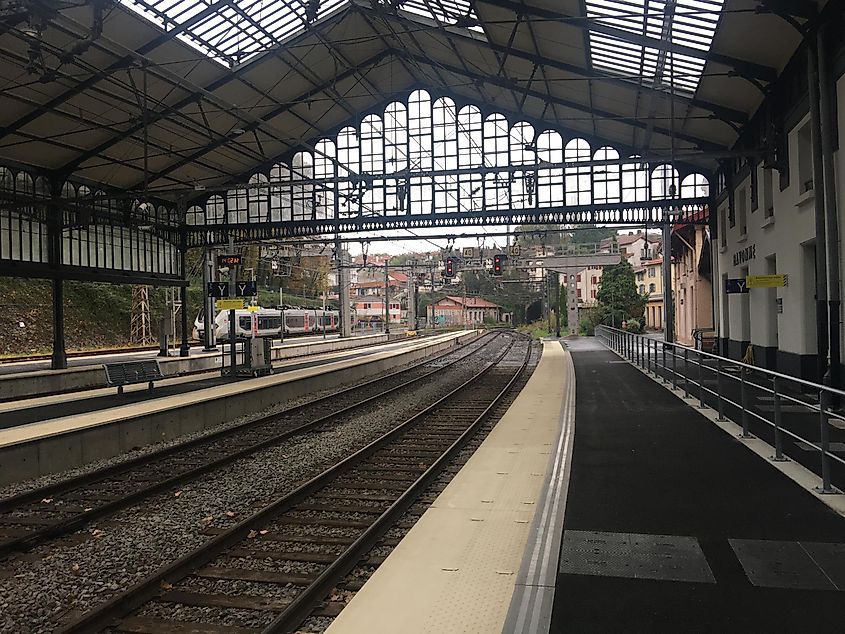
[0,332,498,559]
[58,331,532,634]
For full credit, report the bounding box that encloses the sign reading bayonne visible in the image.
[733,244,756,267]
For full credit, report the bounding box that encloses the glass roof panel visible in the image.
[585,0,725,96]
[120,0,481,67]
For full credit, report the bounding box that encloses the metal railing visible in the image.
[596,325,845,494]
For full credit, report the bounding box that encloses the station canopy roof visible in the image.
[0,0,824,197]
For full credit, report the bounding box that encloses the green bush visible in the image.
[626,318,644,334]
[579,316,595,336]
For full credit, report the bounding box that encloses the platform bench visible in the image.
[103,360,163,394]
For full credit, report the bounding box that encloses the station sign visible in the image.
[207,280,257,297]
[725,278,749,294]
[236,280,257,296]
[207,282,229,298]
[217,254,243,267]
[216,299,245,310]
[747,274,788,288]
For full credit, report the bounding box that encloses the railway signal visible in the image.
[445,257,456,278]
[492,253,506,276]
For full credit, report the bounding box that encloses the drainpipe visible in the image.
[808,36,829,383]
[817,26,841,392]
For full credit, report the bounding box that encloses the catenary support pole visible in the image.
[808,36,830,382]
[817,26,840,393]
[51,278,67,370]
[203,246,216,351]
[337,238,351,338]
[179,247,190,357]
[384,262,390,334]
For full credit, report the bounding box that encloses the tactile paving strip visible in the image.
[559,530,715,583]
[730,539,845,590]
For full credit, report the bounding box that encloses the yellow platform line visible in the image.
[325,340,571,634]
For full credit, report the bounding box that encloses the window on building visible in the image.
[576,274,582,282]
[591,276,597,284]
[649,283,656,292]
[648,267,656,278]
[720,207,727,248]
[763,167,774,218]
[797,122,814,194]
[591,289,596,299]
[750,164,758,211]
[639,284,645,294]
[738,186,747,235]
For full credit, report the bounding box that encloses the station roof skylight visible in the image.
[585,0,725,96]
[120,0,481,68]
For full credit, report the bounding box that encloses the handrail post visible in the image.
[818,389,834,493]
[739,367,752,438]
[683,348,689,398]
[772,376,787,461]
[661,342,667,383]
[698,351,705,409]
[647,339,652,373]
[716,357,726,421]
[671,343,678,390]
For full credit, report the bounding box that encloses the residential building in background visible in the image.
[429,296,503,326]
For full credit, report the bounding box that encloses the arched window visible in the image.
[314,139,336,219]
[565,138,591,206]
[269,163,292,222]
[291,152,314,220]
[622,156,649,202]
[433,97,458,214]
[457,105,482,211]
[681,173,710,198]
[537,130,564,208]
[651,164,680,199]
[337,126,360,217]
[248,173,268,222]
[593,147,620,204]
[510,121,536,208]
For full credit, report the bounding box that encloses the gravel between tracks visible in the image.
[0,337,499,633]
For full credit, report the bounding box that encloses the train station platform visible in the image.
[325,339,573,634]
[0,331,478,486]
[0,336,434,430]
[328,337,845,633]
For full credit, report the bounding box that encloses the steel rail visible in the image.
[0,332,493,558]
[57,333,530,634]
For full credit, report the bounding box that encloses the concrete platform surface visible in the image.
[326,340,571,634]
[0,336,432,430]
[551,337,845,633]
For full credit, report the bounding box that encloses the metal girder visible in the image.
[474,36,748,124]
[757,0,817,20]
[476,0,778,82]
[184,197,711,247]
[0,0,235,142]
[0,260,186,286]
[513,252,621,272]
[397,51,727,151]
[125,48,395,190]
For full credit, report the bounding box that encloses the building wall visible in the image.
[674,227,713,346]
[714,73,845,379]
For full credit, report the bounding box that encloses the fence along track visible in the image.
[58,332,531,634]
[0,332,497,559]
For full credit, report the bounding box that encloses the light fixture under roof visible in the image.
[119,0,481,68]
[584,0,725,96]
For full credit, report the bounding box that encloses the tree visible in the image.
[595,258,647,325]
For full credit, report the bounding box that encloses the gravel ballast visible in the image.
[0,335,500,633]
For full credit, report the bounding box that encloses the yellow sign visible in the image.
[462,247,475,258]
[247,305,260,312]
[746,274,788,288]
[508,245,521,257]
[216,299,245,310]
